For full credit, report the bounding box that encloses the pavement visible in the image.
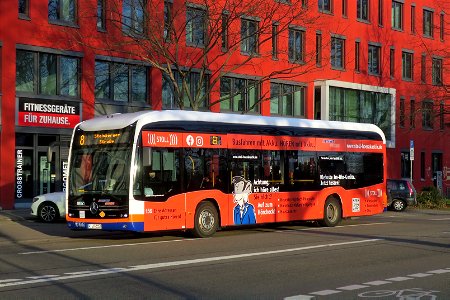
[0,208,31,222]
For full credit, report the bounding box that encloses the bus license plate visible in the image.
[87,224,102,230]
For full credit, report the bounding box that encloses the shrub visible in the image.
[416,186,447,209]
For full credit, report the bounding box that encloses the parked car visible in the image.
[30,192,66,222]
[387,179,417,211]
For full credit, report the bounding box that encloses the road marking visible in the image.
[409,273,433,278]
[18,222,391,255]
[0,279,21,284]
[428,268,450,274]
[310,290,341,296]
[337,284,368,290]
[386,276,413,282]
[2,239,381,288]
[18,238,198,255]
[364,280,391,286]
[430,217,450,221]
[284,296,315,300]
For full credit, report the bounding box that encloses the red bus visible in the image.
[66,110,387,237]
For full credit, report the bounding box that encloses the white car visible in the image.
[30,192,66,222]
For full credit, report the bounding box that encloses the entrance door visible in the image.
[38,151,55,195]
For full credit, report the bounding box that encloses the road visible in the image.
[0,208,449,299]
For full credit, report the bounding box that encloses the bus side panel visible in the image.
[143,195,187,231]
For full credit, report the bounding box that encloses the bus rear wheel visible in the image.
[319,197,342,227]
[193,202,219,238]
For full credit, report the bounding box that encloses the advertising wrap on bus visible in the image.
[66,110,387,237]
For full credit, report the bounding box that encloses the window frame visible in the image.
[220,76,260,114]
[186,6,207,47]
[368,44,381,75]
[318,0,332,14]
[357,0,370,22]
[270,81,306,117]
[48,0,77,26]
[421,100,434,130]
[331,36,345,69]
[432,57,443,86]
[241,18,259,56]
[288,27,305,64]
[19,0,30,19]
[122,0,147,37]
[423,9,434,38]
[402,50,414,81]
[391,1,403,30]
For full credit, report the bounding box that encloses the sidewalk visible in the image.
[0,208,30,222]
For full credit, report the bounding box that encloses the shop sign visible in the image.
[16,149,24,199]
[17,98,81,128]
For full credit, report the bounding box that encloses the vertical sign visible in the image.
[410,140,414,181]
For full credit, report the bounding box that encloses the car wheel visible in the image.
[391,199,406,211]
[38,202,59,223]
[319,197,342,227]
[192,202,219,238]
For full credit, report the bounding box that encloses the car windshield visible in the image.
[69,147,131,196]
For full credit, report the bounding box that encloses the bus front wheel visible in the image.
[320,197,342,227]
[193,202,219,238]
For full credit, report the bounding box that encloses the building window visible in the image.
[423,9,433,38]
[270,82,305,117]
[422,100,433,130]
[357,0,369,21]
[95,60,147,103]
[272,23,278,59]
[439,101,444,130]
[221,11,229,51]
[378,0,383,26]
[16,49,80,97]
[389,47,395,78]
[122,0,146,36]
[342,0,347,17]
[368,44,381,75]
[241,18,259,55]
[391,1,403,30]
[19,0,29,17]
[288,28,305,63]
[164,1,173,42]
[420,151,425,180]
[186,7,206,47]
[48,0,76,24]
[421,53,426,83]
[432,57,443,86]
[331,37,345,69]
[410,98,415,129]
[97,0,106,30]
[220,76,259,113]
[355,41,360,71]
[318,0,332,13]
[316,32,322,67]
[399,96,405,128]
[402,51,413,81]
[431,153,443,179]
[162,70,208,109]
[329,87,392,140]
[410,5,416,34]
[400,152,411,179]
[440,13,445,41]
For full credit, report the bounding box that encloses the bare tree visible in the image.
[72,0,327,112]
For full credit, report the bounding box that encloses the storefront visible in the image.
[14,97,81,207]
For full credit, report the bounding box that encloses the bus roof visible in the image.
[78,110,386,143]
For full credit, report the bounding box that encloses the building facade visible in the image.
[0,0,449,209]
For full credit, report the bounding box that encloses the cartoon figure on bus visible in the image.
[232,176,256,225]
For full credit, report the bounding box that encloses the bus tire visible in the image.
[319,197,341,227]
[193,202,219,238]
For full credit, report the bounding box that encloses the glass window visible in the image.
[316,32,322,66]
[421,53,426,82]
[95,60,148,103]
[423,9,433,37]
[342,0,348,18]
[39,53,57,95]
[377,0,382,25]
[410,98,415,129]
[399,97,405,128]
[241,19,258,55]
[432,58,442,85]
[270,82,305,117]
[272,23,278,59]
[122,0,145,36]
[288,28,304,63]
[16,50,35,92]
[400,151,411,178]
[420,151,425,180]
[186,7,206,47]
[329,87,392,140]
[368,44,381,75]
[422,101,433,130]
[389,48,395,77]
[97,0,106,30]
[357,0,369,21]
[440,13,444,41]
[48,0,76,24]
[331,37,345,69]
[318,0,332,13]
[439,102,444,130]
[19,0,29,17]
[410,5,416,34]
[162,70,209,109]
[131,66,147,102]
[402,51,413,80]
[222,12,229,51]
[220,76,259,113]
[391,1,403,30]
[60,56,79,97]
[164,1,173,41]
[355,41,360,71]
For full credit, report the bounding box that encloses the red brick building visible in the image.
[0,0,449,209]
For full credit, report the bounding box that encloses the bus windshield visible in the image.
[69,147,131,196]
